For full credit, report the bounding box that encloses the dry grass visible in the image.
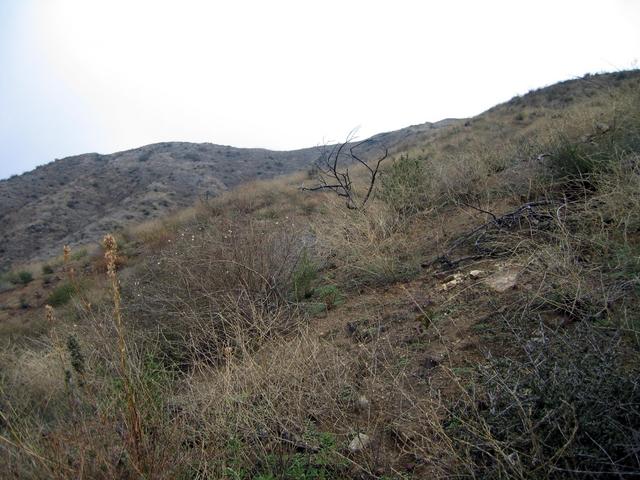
[1,71,640,479]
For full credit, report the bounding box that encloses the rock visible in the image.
[484,269,519,292]
[355,395,370,412]
[438,272,464,291]
[422,354,441,370]
[469,269,484,278]
[348,433,371,453]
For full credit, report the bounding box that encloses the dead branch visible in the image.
[301,133,388,209]
[423,201,556,270]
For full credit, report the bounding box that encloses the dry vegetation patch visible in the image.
[2,71,640,479]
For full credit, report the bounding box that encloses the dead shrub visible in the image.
[125,218,307,366]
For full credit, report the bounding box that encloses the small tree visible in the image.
[302,133,388,209]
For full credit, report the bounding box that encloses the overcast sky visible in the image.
[0,0,638,180]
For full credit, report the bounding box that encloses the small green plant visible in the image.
[550,137,604,181]
[46,282,76,306]
[251,429,343,480]
[315,285,344,311]
[42,264,54,275]
[71,248,88,261]
[549,109,640,184]
[19,296,30,309]
[6,270,33,285]
[292,250,318,301]
[19,271,33,284]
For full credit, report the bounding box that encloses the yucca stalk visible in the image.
[103,234,145,473]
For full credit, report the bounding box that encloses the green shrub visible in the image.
[46,282,76,307]
[380,155,430,215]
[66,335,85,377]
[231,429,344,479]
[71,248,88,261]
[42,264,54,275]
[549,100,640,184]
[549,136,611,182]
[6,270,34,285]
[314,285,344,311]
[292,250,318,301]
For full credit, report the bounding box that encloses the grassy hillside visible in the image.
[1,70,640,479]
[0,121,451,271]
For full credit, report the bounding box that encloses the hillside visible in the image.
[0,122,456,270]
[1,70,640,479]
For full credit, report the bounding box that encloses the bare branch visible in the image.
[301,133,389,209]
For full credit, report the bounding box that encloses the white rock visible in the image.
[438,273,465,291]
[484,269,519,292]
[348,433,372,453]
[469,269,484,278]
[355,395,370,412]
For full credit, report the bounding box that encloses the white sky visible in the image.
[1,0,638,179]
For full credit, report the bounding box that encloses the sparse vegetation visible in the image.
[46,282,76,306]
[380,154,431,216]
[3,270,34,285]
[1,71,640,479]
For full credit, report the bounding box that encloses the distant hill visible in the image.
[0,121,456,269]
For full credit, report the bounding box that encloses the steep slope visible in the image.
[2,70,640,479]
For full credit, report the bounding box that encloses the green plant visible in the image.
[252,429,343,479]
[548,103,640,185]
[292,250,318,301]
[66,335,85,388]
[549,137,607,182]
[46,282,76,306]
[19,296,29,309]
[71,248,88,261]
[380,155,430,216]
[42,264,54,275]
[314,285,344,311]
[6,270,33,285]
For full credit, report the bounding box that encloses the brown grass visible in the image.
[1,71,640,479]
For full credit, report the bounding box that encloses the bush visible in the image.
[449,323,640,478]
[46,282,75,307]
[18,271,33,284]
[549,136,612,182]
[292,249,318,301]
[314,285,344,311]
[42,264,54,275]
[71,248,88,261]
[380,155,430,215]
[548,97,640,185]
[126,219,306,365]
[5,270,34,285]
